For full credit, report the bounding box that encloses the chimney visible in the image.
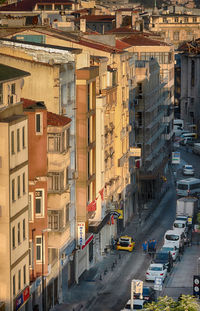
[115,11,122,28]
[131,12,136,28]
[80,18,86,32]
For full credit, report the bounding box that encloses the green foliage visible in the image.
[0,0,7,4]
[144,295,200,311]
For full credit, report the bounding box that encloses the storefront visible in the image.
[76,234,94,282]
[13,286,30,311]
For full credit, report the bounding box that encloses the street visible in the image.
[84,145,200,311]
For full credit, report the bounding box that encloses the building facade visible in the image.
[0,64,30,311]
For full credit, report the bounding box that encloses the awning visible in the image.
[88,213,111,234]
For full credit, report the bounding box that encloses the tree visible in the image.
[144,295,200,311]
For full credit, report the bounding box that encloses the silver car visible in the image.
[182,165,194,176]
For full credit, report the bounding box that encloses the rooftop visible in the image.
[121,34,170,46]
[0,63,30,83]
[22,98,46,110]
[0,0,73,12]
[47,111,71,126]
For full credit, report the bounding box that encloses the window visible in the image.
[11,83,15,95]
[22,126,25,149]
[23,219,25,240]
[28,193,33,221]
[36,237,42,261]
[193,17,197,22]
[23,265,26,285]
[66,128,70,150]
[48,172,64,191]
[0,83,3,105]
[191,60,195,87]
[29,241,32,267]
[35,190,43,216]
[36,113,42,134]
[13,275,16,296]
[55,4,61,9]
[12,179,15,202]
[173,31,179,41]
[48,211,60,230]
[17,129,20,152]
[12,226,15,249]
[23,173,25,194]
[87,84,90,111]
[18,222,20,245]
[174,17,179,22]
[18,270,21,291]
[11,131,15,154]
[38,4,44,9]
[65,167,69,188]
[66,203,70,225]
[184,17,188,23]
[17,176,20,198]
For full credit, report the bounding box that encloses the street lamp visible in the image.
[42,228,51,311]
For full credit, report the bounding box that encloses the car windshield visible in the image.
[119,238,130,245]
[174,223,185,228]
[185,166,193,170]
[155,253,168,260]
[150,266,162,271]
[162,247,173,252]
[177,184,188,190]
[166,234,179,241]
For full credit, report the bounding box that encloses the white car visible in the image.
[161,245,179,261]
[145,263,167,282]
[121,299,147,310]
[182,165,194,176]
[173,220,187,233]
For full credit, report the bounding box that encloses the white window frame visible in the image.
[36,236,43,263]
[35,189,44,217]
[35,113,43,135]
[28,193,34,221]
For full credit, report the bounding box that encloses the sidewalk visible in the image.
[53,174,172,311]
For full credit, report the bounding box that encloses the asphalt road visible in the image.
[86,146,200,311]
[86,180,177,310]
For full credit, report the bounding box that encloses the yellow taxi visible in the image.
[116,235,135,252]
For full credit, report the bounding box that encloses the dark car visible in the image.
[153,250,173,272]
[134,286,156,303]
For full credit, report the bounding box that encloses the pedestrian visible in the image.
[142,241,148,254]
[148,240,153,257]
[151,239,157,259]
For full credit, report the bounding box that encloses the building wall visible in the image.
[0,46,60,114]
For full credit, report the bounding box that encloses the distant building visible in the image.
[179,38,200,135]
[149,5,200,48]
[0,64,30,311]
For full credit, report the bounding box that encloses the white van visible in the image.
[164,230,184,249]
[173,220,187,233]
[176,178,200,197]
[174,119,184,129]
[180,132,197,139]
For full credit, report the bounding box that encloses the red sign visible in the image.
[111,215,114,225]
[23,286,30,302]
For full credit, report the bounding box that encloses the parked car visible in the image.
[153,250,173,272]
[145,263,167,282]
[134,286,156,303]
[164,230,185,250]
[173,220,188,233]
[182,165,194,176]
[160,245,178,261]
[121,299,147,310]
[116,236,135,252]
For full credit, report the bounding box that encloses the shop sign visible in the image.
[14,286,30,311]
[116,209,123,219]
[77,222,85,247]
[172,151,180,164]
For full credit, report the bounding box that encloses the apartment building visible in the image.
[113,34,174,204]
[0,64,30,311]
[149,5,200,48]
[134,59,166,202]
[0,30,133,279]
[22,99,48,311]
[46,111,73,306]
[179,39,200,135]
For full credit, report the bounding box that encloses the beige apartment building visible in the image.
[149,6,200,48]
[0,64,30,311]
